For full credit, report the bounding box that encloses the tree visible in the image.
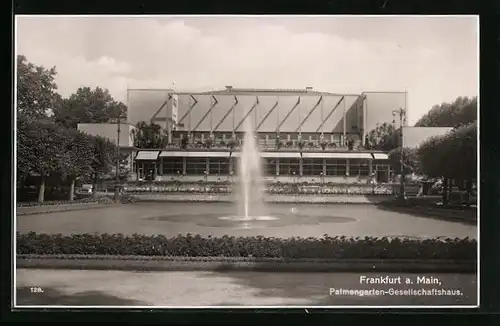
[364,122,398,151]
[388,147,420,175]
[89,135,118,193]
[415,96,477,128]
[58,129,94,200]
[131,121,167,148]
[418,122,477,204]
[17,118,67,203]
[17,55,59,119]
[53,86,128,129]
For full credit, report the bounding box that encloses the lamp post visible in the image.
[114,115,121,203]
[392,108,407,201]
[345,172,349,194]
[176,170,180,192]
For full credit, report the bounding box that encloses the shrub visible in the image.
[16,196,106,207]
[16,232,476,260]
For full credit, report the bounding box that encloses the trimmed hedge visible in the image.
[16,232,476,260]
[16,196,108,207]
[17,194,137,208]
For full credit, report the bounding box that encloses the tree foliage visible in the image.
[17,118,66,179]
[17,55,125,201]
[418,121,477,181]
[89,135,118,183]
[131,121,168,148]
[415,96,477,128]
[58,128,95,181]
[388,147,420,175]
[53,86,127,129]
[364,122,398,151]
[17,55,59,119]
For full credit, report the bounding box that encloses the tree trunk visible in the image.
[93,175,99,196]
[442,178,449,206]
[68,178,75,201]
[466,179,473,195]
[37,175,45,204]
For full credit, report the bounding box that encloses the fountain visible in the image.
[218,118,278,227]
[238,118,267,220]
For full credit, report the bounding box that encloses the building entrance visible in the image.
[137,161,157,181]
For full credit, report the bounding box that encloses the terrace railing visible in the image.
[164,139,364,152]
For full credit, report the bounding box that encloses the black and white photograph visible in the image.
[14,15,478,308]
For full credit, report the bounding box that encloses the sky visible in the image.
[16,15,478,125]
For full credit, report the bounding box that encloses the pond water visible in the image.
[16,202,477,239]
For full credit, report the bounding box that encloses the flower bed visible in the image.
[16,233,476,260]
[123,184,394,196]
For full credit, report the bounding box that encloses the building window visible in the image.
[162,158,183,175]
[349,159,370,176]
[264,158,277,176]
[302,159,323,176]
[279,158,299,175]
[186,158,206,175]
[208,158,230,175]
[325,159,347,176]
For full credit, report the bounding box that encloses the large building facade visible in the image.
[80,87,409,183]
[128,87,408,145]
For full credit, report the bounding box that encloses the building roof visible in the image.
[402,126,453,148]
[201,87,359,97]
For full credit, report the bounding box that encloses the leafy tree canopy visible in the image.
[388,147,420,175]
[53,86,127,129]
[415,96,477,128]
[364,122,398,152]
[89,135,118,180]
[17,55,59,119]
[57,128,95,181]
[132,121,168,149]
[418,121,477,180]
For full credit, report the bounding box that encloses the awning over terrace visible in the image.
[158,151,386,160]
[159,151,301,158]
[135,151,160,160]
[302,152,373,159]
[159,151,231,158]
[372,153,389,160]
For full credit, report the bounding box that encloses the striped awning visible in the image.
[135,151,160,160]
[372,153,389,160]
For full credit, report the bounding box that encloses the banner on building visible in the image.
[170,94,179,125]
